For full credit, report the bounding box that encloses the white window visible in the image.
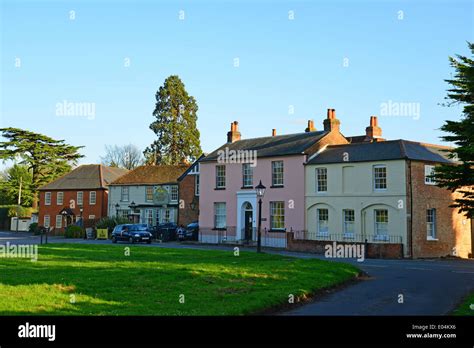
[317,208,329,236]
[170,186,178,202]
[214,202,226,229]
[373,165,387,190]
[44,215,50,228]
[427,209,437,240]
[146,186,154,201]
[424,165,436,185]
[88,215,96,220]
[55,215,62,228]
[374,209,389,240]
[56,192,63,205]
[242,163,253,188]
[45,192,51,205]
[316,168,328,192]
[270,201,285,230]
[216,165,226,189]
[117,209,130,219]
[272,161,284,186]
[77,191,83,206]
[195,175,200,196]
[163,209,171,223]
[146,209,154,226]
[89,191,96,205]
[121,187,129,201]
[343,209,355,237]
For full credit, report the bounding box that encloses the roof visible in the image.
[307,140,454,165]
[109,165,189,185]
[177,154,206,182]
[39,165,128,190]
[201,131,329,162]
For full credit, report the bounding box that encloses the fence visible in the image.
[198,227,287,249]
[292,230,402,244]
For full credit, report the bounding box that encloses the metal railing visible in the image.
[198,227,287,248]
[292,230,402,244]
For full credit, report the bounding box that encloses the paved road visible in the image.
[1,231,473,315]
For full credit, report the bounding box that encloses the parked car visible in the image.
[177,222,199,241]
[111,224,153,244]
[155,222,178,242]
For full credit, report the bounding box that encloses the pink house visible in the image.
[198,109,348,246]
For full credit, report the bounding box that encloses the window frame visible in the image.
[89,191,96,205]
[56,192,63,205]
[374,209,389,240]
[373,165,387,191]
[426,208,437,240]
[121,186,129,202]
[316,168,328,193]
[215,165,226,189]
[343,209,355,237]
[424,165,436,185]
[170,185,179,202]
[44,215,50,228]
[214,202,226,229]
[269,201,285,231]
[271,161,284,187]
[55,215,62,228]
[242,163,253,188]
[45,192,51,206]
[316,208,329,236]
[77,191,84,206]
[145,186,154,202]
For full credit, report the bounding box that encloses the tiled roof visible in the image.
[307,140,454,165]
[201,131,329,162]
[109,165,189,185]
[39,165,128,190]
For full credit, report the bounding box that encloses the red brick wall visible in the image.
[38,189,108,234]
[178,175,199,227]
[409,161,472,258]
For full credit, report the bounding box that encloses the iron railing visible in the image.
[292,230,402,244]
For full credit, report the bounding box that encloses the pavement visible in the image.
[1,231,473,315]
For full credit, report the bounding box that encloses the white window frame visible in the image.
[271,161,284,187]
[343,209,355,238]
[373,165,387,191]
[121,186,129,202]
[214,202,226,229]
[145,186,154,201]
[145,209,154,226]
[316,168,328,193]
[55,215,62,228]
[56,192,63,205]
[427,208,437,240]
[45,192,51,206]
[424,165,436,185]
[170,185,178,202]
[89,191,96,205]
[88,215,96,220]
[44,215,50,228]
[374,209,389,241]
[317,208,329,236]
[77,191,83,206]
[216,165,226,189]
[242,163,253,188]
[270,201,285,230]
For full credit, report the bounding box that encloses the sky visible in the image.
[1,0,473,168]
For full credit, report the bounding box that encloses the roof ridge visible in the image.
[98,164,104,188]
[231,130,326,143]
[398,140,408,158]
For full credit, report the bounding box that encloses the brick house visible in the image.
[38,165,128,234]
[305,137,472,259]
[177,155,204,227]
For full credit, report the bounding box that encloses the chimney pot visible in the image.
[227,120,241,143]
[305,120,316,132]
[366,116,382,139]
[323,108,340,132]
[272,129,276,136]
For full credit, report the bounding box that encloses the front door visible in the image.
[244,210,253,241]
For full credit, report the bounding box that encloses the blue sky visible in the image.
[1,0,473,167]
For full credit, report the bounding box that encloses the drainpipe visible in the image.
[407,160,414,259]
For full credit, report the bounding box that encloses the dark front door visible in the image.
[244,211,253,241]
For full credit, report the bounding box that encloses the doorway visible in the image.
[243,202,253,241]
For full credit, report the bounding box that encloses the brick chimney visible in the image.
[272,129,277,136]
[227,121,241,143]
[365,116,382,139]
[323,108,340,132]
[305,120,316,132]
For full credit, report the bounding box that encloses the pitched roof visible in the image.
[109,165,189,185]
[39,165,128,190]
[177,154,206,182]
[307,140,454,165]
[201,131,329,162]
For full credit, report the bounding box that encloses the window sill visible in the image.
[427,237,438,241]
[212,228,227,231]
[214,187,226,191]
[241,186,254,189]
[268,229,286,233]
[270,185,284,189]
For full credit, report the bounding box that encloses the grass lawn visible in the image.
[452,291,474,316]
[0,243,359,315]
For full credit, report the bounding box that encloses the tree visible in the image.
[0,164,34,207]
[144,75,202,165]
[100,144,144,170]
[434,42,474,218]
[0,128,84,208]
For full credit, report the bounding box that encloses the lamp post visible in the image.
[129,201,136,223]
[79,205,85,239]
[115,203,120,218]
[255,180,266,253]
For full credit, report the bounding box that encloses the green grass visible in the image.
[453,292,474,316]
[0,243,359,315]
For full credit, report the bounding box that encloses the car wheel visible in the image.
[112,236,117,243]
[129,237,134,244]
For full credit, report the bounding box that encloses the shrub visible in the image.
[28,222,41,235]
[65,225,83,239]
[95,216,130,232]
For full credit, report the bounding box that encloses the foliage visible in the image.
[64,225,83,239]
[0,244,359,315]
[0,128,84,208]
[144,75,202,165]
[28,222,42,235]
[100,144,144,170]
[452,291,474,316]
[95,216,130,231]
[434,42,474,218]
[0,164,34,206]
[0,205,35,218]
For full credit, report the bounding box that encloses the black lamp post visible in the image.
[129,201,136,222]
[79,205,85,239]
[255,180,266,253]
[115,203,120,218]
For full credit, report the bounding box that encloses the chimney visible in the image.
[365,116,382,139]
[323,108,340,132]
[305,120,316,132]
[272,129,277,136]
[227,121,241,143]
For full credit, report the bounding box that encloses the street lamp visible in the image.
[128,201,136,222]
[255,180,266,253]
[115,203,120,218]
[79,205,85,239]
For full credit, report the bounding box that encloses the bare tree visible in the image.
[101,144,144,170]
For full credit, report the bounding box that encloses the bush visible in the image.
[65,225,83,239]
[95,216,130,232]
[29,222,41,235]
